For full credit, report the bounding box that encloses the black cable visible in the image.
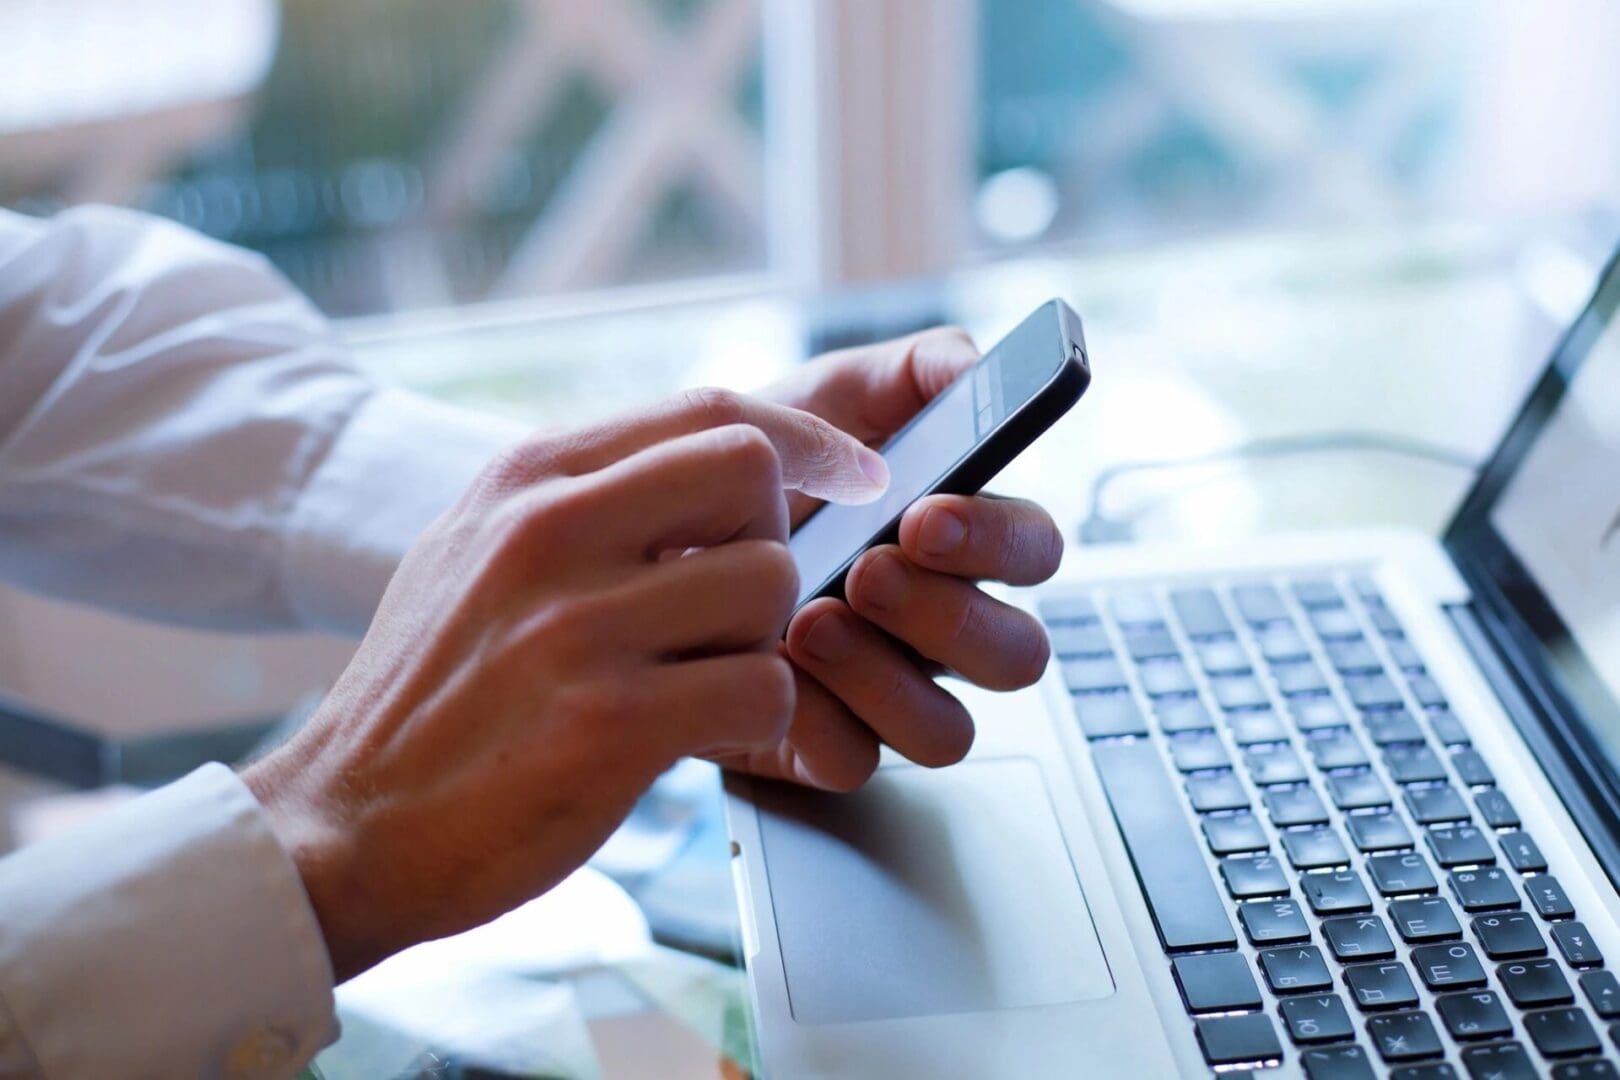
[1078,431,1480,545]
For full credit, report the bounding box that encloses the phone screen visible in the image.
[790,303,1079,608]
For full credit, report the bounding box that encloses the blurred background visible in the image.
[8,2,1620,1074]
[7,0,1619,319]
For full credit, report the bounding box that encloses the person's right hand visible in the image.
[243,391,889,981]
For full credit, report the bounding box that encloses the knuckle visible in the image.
[522,594,598,657]
[714,423,782,486]
[681,386,745,428]
[744,655,796,740]
[756,542,800,616]
[1009,618,1053,688]
[476,440,557,501]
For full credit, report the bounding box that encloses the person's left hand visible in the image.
[708,327,1065,791]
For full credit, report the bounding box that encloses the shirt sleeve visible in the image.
[0,206,528,637]
[0,765,335,1078]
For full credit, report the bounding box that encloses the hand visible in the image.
[243,391,887,980]
[708,328,1065,792]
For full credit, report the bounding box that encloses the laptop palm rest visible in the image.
[752,757,1114,1025]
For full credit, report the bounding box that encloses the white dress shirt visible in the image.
[0,207,526,1077]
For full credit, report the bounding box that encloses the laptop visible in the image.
[725,249,1620,1080]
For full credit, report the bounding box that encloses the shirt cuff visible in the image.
[280,387,528,638]
[0,764,335,1078]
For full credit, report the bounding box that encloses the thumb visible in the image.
[752,399,890,505]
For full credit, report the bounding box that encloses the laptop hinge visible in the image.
[1447,602,1620,892]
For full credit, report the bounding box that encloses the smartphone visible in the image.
[791,298,1090,610]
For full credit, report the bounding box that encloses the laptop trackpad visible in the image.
[753,757,1114,1025]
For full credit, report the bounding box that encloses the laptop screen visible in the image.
[1447,250,1620,787]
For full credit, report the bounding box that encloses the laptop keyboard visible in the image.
[1040,573,1620,1078]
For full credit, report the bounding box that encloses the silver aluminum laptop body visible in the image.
[726,259,1620,1078]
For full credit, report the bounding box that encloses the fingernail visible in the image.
[802,611,854,664]
[856,551,908,613]
[857,447,889,492]
[917,506,966,556]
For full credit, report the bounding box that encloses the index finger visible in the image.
[896,494,1064,585]
[544,388,890,505]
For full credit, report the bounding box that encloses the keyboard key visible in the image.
[1282,827,1350,870]
[1171,587,1232,637]
[1259,945,1334,994]
[1551,1061,1618,1080]
[1240,899,1311,944]
[1302,1044,1377,1080]
[1392,1067,1459,1080]
[1475,788,1520,828]
[1473,911,1547,959]
[1138,659,1196,697]
[1426,824,1495,867]
[1187,771,1250,813]
[1322,914,1396,961]
[1202,811,1269,855]
[1344,673,1404,710]
[1451,747,1495,786]
[1312,608,1363,639]
[1389,897,1462,942]
[1325,638,1383,674]
[1245,744,1308,786]
[1406,784,1472,825]
[1386,638,1424,671]
[1266,786,1330,826]
[1347,812,1413,852]
[1089,740,1238,951]
[1234,583,1289,625]
[1327,770,1391,810]
[1064,657,1127,692]
[1109,590,1163,627]
[1428,709,1471,746]
[1301,869,1372,914]
[1258,624,1312,662]
[1280,993,1355,1044]
[1448,867,1520,912]
[1211,675,1269,711]
[1040,595,1098,623]
[1368,605,1406,639]
[1272,660,1330,696]
[1368,852,1438,896]
[1196,638,1251,675]
[1383,744,1448,784]
[1294,579,1345,609]
[1499,958,1575,1006]
[1499,831,1547,873]
[1551,922,1604,968]
[1526,874,1577,919]
[1366,711,1425,745]
[1408,673,1448,708]
[1072,692,1149,738]
[1227,709,1287,744]
[1460,1041,1537,1080]
[1123,625,1180,661]
[1292,697,1348,731]
[1195,1013,1282,1067]
[1221,854,1290,899]
[1169,732,1230,773]
[1525,1007,1602,1058]
[1581,970,1620,1018]
[1345,961,1419,1010]
[1436,990,1513,1040]
[1311,730,1371,770]
[1173,951,1263,1013]
[1048,622,1112,657]
[1411,941,1487,990]
[1156,697,1215,734]
[1367,1010,1444,1062]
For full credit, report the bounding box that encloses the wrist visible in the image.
[242,749,389,982]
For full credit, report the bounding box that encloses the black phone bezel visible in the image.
[794,299,1091,610]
